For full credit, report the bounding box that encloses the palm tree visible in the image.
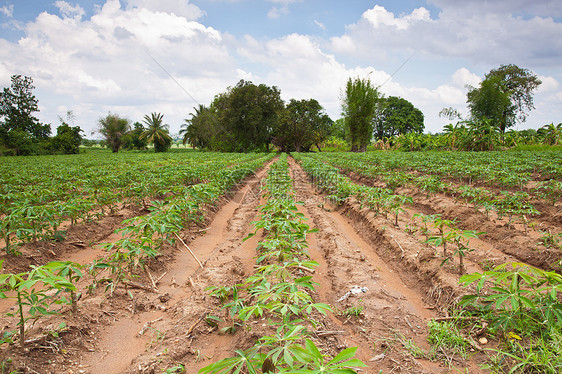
[180,105,205,148]
[140,112,172,152]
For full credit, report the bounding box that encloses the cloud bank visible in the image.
[0,0,559,137]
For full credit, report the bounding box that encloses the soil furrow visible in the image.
[289,157,484,373]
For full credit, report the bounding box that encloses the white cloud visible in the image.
[0,0,236,134]
[125,0,204,20]
[1,1,559,137]
[313,20,326,32]
[267,7,286,19]
[236,33,390,119]
[266,0,301,19]
[54,1,85,20]
[536,75,559,93]
[331,4,562,68]
[451,67,481,88]
[363,5,431,30]
[0,4,14,17]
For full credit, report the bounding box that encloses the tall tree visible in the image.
[341,77,380,152]
[373,96,424,139]
[274,98,332,152]
[122,122,148,150]
[140,112,172,152]
[467,64,541,133]
[180,104,221,149]
[50,123,83,154]
[213,80,284,152]
[0,75,50,155]
[98,113,130,153]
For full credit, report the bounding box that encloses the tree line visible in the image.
[0,75,175,155]
[1,63,551,155]
[178,80,333,153]
[179,79,424,153]
[0,74,425,155]
[426,64,549,152]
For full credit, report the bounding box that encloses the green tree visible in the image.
[273,98,333,152]
[213,80,284,152]
[467,64,541,134]
[330,118,347,140]
[140,112,172,152]
[341,77,380,152]
[373,96,424,139]
[180,104,221,149]
[122,122,148,150]
[0,75,51,155]
[50,123,83,154]
[98,113,130,153]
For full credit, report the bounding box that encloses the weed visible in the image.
[146,327,166,350]
[539,229,562,250]
[404,223,418,235]
[163,364,185,373]
[460,263,562,372]
[427,320,469,361]
[341,301,364,318]
[399,335,426,359]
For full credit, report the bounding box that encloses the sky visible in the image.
[0,0,561,138]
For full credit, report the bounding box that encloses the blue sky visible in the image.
[1,0,561,137]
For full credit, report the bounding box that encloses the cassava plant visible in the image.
[0,261,76,347]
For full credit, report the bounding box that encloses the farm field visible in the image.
[0,149,561,373]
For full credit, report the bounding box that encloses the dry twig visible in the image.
[137,317,163,336]
[186,313,208,336]
[174,232,204,268]
[123,280,158,293]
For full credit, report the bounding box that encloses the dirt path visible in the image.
[85,166,268,374]
[289,160,449,373]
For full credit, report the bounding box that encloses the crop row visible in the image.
[304,152,557,231]
[294,154,562,372]
[308,150,562,192]
[293,153,413,225]
[201,155,365,374]
[0,152,269,254]
[89,154,273,293]
[293,154,486,274]
[0,152,259,209]
[0,154,272,348]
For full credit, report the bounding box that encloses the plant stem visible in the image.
[17,291,25,348]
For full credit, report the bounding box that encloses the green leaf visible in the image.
[8,275,17,289]
[304,339,322,362]
[328,346,358,365]
[459,272,483,285]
